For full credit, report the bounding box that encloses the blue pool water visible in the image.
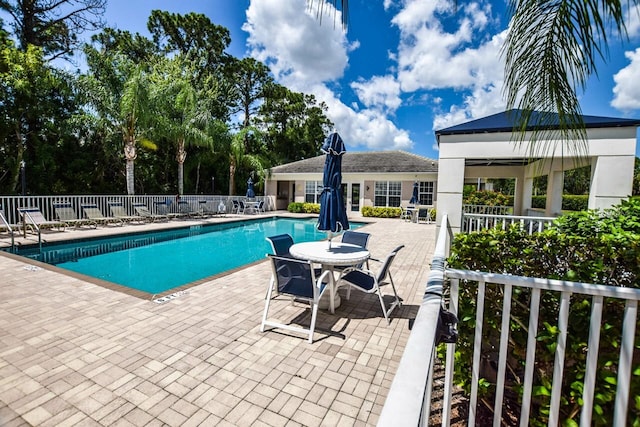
[11,217,364,294]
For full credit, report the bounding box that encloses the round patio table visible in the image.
[289,241,370,311]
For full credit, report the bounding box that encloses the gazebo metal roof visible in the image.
[435,109,640,137]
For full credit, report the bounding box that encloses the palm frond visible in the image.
[307,0,349,29]
[503,0,636,164]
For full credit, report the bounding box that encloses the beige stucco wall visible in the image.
[267,172,438,213]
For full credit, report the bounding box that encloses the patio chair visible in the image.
[198,200,219,217]
[231,200,241,214]
[400,205,415,221]
[107,201,142,224]
[336,245,405,324]
[238,200,246,214]
[266,234,295,256]
[260,254,332,343]
[178,200,204,218]
[339,230,371,270]
[132,203,168,222]
[154,200,183,219]
[81,204,124,227]
[53,202,97,228]
[18,207,65,235]
[417,208,433,224]
[256,200,265,214]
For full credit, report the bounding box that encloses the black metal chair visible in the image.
[337,245,404,324]
[260,255,331,343]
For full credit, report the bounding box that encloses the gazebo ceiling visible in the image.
[464,158,539,166]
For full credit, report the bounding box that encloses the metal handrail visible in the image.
[378,214,451,426]
[0,210,15,251]
[20,210,42,251]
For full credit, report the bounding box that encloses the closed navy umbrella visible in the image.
[318,132,349,247]
[246,177,255,199]
[409,182,419,204]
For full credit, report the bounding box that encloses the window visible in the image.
[305,181,322,203]
[418,181,435,205]
[374,181,401,207]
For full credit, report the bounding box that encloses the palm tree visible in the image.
[228,127,265,196]
[312,0,637,158]
[151,57,212,195]
[120,66,154,195]
[81,53,156,195]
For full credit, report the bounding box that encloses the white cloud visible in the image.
[351,75,402,113]
[393,0,504,92]
[611,48,640,111]
[625,4,640,38]
[244,0,348,83]
[244,0,413,151]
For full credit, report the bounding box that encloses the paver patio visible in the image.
[0,214,436,426]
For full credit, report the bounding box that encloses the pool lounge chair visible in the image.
[108,201,143,224]
[132,203,168,222]
[337,245,404,324]
[155,200,185,219]
[260,254,332,343]
[18,207,65,236]
[178,200,204,218]
[53,202,97,228]
[81,204,124,227]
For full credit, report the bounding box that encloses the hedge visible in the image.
[287,202,320,214]
[361,206,402,218]
[446,198,640,425]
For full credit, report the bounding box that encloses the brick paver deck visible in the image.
[0,214,436,426]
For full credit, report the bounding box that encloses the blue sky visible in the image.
[56,0,640,159]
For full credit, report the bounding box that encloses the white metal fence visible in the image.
[463,204,513,215]
[381,213,639,426]
[462,212,556,233]
[0,194,271,225]
[445,270,639,427]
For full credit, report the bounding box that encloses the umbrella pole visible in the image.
[328,231,332,249]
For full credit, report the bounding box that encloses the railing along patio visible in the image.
[381,212,639,426]
[462,212,556,233]
[0,194,272,225]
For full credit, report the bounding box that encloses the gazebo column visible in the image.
[589,155,634,209]
[520,176,534,216]
[436,158,465,234]
[545,169,563,216]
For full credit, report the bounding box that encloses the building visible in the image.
[265,151,438,214]
[436,109,640,232]
[265,110,640,227]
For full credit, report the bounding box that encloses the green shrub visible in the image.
[531,195,589,211]
[361,206,402,218]
[562,194,588,211]
[302,203,320,214]
[463,190,512,206]
[287,202,321,213]
[531,195,546,209]
[446,198,640,425]
[287,202,305,213]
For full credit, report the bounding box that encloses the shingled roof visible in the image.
[436,109,640,136]
[269,151,438,174]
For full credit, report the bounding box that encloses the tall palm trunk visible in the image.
[124,134,137,195]
[229,159,236,195]
[176,138,187,195]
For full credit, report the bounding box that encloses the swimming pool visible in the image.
[9,217,365,294]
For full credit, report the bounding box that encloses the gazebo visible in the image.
[435,109,640,233]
